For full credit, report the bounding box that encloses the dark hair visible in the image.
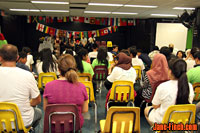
[22,47,32,54]
[0,44,18,61]
[112,45,118,50]
[97,46,108,67]
[58,54,78,83]
[64,48,73,56]
[176,50,183,58]
[92,43,98,49]
[191,47,199,58]
[41,48,57,73]
[129,47,137,57]
[153,46,159,51]
[160,46,171,61]
[120,49,130,56]
[18,51,27,59]
[169,58,190,105]
[74,48,88,73]
[194,51,200,60]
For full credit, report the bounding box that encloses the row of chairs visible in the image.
[0,102,196,133]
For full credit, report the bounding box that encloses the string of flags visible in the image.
[28,16,136,26]
[36,23,118,38]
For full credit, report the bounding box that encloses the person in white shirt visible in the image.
[22,47,34,72]
[0,44,42,128]
[148,46,160,61]
[88,43,98,62]
[185,47,199,71]
[36,48,59,75]
[129,47,145,70]
[144,58,194,126]
[80,34,87,47]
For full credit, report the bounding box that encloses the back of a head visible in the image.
[153,46,159,51]
[120,49,130,56]
[0,44,18,61]
[194,51,200,60]
[22,47,31,54]
[191,47,199,58]
[129,47,137,57]
[58,54,78,83]
[41,48,55,72]
[160,46,171,60]
[169,58,190,104]
[64,48,73,56]
[97,46,108,66]
[92,43,98,50]
[74,48,88,73]
[18,51,27,59]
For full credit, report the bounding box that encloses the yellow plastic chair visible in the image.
[107,81,134,110]
[78,73,92,82]
[159,104,196,132]
[133,66,142,80]
[100,107,140,133]
[0,102,31,133]
[193,83,200,101]
[38,72,57,90]
[80,81,97,132]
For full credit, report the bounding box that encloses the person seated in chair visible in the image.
[0,44,42,128]
[16,51,30,71]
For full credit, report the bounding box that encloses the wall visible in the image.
[0,15,171,53]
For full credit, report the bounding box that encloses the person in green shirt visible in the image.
[92,46,110,69]
[0,33,8,48]
[74,48,94,77]
[187,51,200,84]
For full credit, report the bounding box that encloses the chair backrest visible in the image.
[0,102,30,133]
[44,104,80,133]
[81,81,95,102]
[109,81,134,103]
[38,72,57,89]
[193,83,200,101]
[103,107,140,133]
[162,104,196,125]
[78,73,92,82]
[96,41,101,47]
[93,65,108,81]
[133,66,142,80]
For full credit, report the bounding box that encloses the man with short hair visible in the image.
[0,44,42,128]
[16,51,30,71]
[130,47,145,70]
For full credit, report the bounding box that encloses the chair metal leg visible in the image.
[140,100,145,108]
[94,102,98,133]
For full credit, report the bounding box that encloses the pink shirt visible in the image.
[43,80,88,127]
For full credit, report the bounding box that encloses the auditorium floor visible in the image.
[35,87,151,133]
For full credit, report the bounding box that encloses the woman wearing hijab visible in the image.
[140,53,169,101]
[104,52,137,110]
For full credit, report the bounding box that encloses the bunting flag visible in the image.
[90,17,96,24]
[57,17,63,23]
[35,23,118,37]
[27,16,31,23]
[108,18,114,26]
[84,17,90,23]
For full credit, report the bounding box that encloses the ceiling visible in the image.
[0,0,200,18]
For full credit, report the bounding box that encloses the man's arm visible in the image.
[30,94,41,107]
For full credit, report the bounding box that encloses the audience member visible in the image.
[148,46,159,60]
[0,33,8,48]
[80,34,87,47]
[187,51,200,84]
[176,50,184,59]
[169,43,178,55]
[0,44,42,128]
[62,48,74,56]
[144,58,194,126]
[92,46,110,69]
[120,49,130,56]
[160,46,176,63]
[36,48,59,75]
[22,47,34,71]
[137,49,152,70]
[185,47,199,71]
[111,45,119,56]
[88,43,98,62]
[129,47,145,70]
[16,51,30,71]
[43,54,88,127]
[135,53,169,107]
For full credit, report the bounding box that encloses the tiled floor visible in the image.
[35,86,151,133]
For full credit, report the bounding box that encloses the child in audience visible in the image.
[36,48,59,75]
[22,47,34,71]
[43,54,88,127]
[144,58,194,126]
[16,51,30,71]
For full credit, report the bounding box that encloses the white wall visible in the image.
[155,23,188,51]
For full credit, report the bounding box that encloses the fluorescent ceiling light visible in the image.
[173,7,195,10]
[112,12,138,15]
[124,5,157,8]
[10,9,40,12]
[151,14,177,17]
[41,10,69,12]
[84,11,111,14]
[31,1,69,4]
[88,3,123,7]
